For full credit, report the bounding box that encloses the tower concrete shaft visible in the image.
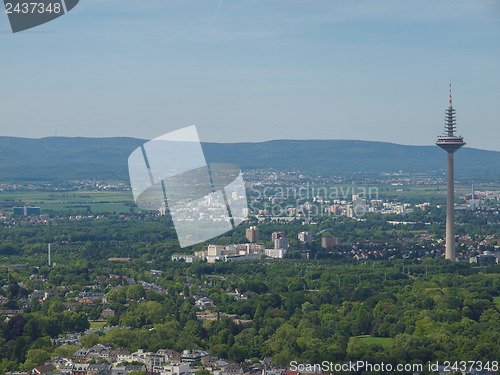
[445,152,456,260]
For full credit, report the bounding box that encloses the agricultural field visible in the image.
[0,190,136,214]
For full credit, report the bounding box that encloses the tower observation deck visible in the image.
[436,85,466,152]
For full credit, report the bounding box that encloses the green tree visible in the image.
[126,284,146,301]
[89,308,101,321]
[24,349,50,366]
[81,333,100,348]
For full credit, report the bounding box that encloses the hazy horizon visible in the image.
[3,134,500,154]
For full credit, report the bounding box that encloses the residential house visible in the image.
[32,364,57,375]
[153,363,189,375]
[71,364,89,375]
[116,350,133,363]
[180,349,208,363]
[87,364,112,375]
[100,308,115,320]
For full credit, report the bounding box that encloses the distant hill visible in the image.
[202,140,500,180]
[0,136,144,183]
[0,136,499,183]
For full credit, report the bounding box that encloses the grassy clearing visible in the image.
[89,321,106,329]
[351,336,393,348]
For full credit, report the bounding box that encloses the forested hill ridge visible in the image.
[1,136,500,183]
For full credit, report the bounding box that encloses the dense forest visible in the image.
[1,258,500,373]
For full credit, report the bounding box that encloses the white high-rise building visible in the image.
[298,231,312,244]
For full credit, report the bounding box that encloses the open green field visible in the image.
[89,321,107,329]
[380,184,500,201]
[313,183,481,203]
[324,183,500,203]
[351,336,394,348]
[0,190,135,214]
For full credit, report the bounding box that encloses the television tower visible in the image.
[436,84,465,261]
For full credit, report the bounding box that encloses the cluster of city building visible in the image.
[247,182,498,220]
[172,227,343,263]
[68,179,130,191]
[0,180,129,193]
[6,345,269,375]
[7,341,331,375]
[243,169,448,190]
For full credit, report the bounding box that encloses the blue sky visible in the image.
[1,0,500,150]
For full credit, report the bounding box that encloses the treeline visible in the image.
[1,208,499,267]
[1,303,89,372]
